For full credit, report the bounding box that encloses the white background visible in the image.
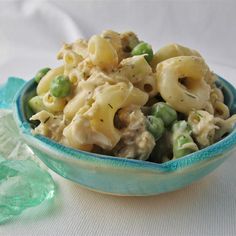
[1,0,236,235]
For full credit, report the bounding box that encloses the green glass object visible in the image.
[131,42,154,62]
[0,159,55,223]
[0,110,55,224]
[50,75,71,98]
[151,102,177,127]
[35,68,51,83]
[0,77,25,109]
[0,155,4,163]
[0,110,37,160]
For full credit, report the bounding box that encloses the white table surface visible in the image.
[1,1,236,235]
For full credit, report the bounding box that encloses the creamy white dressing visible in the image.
[30,30,236,161]
[113,106,155,160]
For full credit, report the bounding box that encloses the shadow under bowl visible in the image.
[13,75,236,196]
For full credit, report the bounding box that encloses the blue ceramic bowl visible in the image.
[13,75,236,196]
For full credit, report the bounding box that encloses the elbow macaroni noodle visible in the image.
[150,43,201,70]
[30,30,236,161]
[157,56,211,114]
[42,92,67,113]
[88,35,118,70]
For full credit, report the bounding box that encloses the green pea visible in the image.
[50,75,71,98]
[146,115,165,140]
[35,68,51,83]
[131,42,153,62]
[28,96,45,113]
[151,102,177,127]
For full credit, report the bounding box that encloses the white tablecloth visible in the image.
[1,1,236,235]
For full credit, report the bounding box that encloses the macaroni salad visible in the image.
[28,30,236,162]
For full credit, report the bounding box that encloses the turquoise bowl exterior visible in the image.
[13,76,236,196]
